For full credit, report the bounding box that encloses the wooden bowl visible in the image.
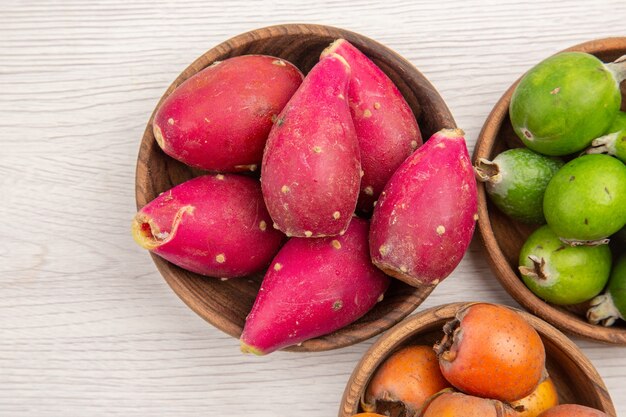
[339,302,616,417]
[473,37,626,344]
[135,24,456,352]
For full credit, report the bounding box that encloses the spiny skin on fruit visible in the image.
[543,154,626,242]
[153,55,303,172]
[510,52,621,156]
[240,218,389,354]
[434,303,546,403]
[587,255,626,327]
[537,404,610,417]
[131,174,284,278]
[511,378,559,417]
[321,39,422,213]
[420,390,519,417]
[369,128,477,287]
[362,345,452,416]
[587,111,626,163]
[261,53,360,238]
[519,225,612,305]
[475,148,563,224]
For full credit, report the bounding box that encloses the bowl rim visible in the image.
[338,302,616,417]
[473,37,626,345]
[134,23,455,352]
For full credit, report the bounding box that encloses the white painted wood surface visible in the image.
[2,0,625,415]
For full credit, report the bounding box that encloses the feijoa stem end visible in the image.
[519,255,548,281]
[587,293,622,327]
[586,131,620,156]
[474,158,501,183]
[606,54,626,83]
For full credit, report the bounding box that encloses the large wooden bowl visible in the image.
[339,302,615,417]
[473,37,626,344]
[135,24,456,352]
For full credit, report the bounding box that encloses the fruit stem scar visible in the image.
[434,316,459,360]
[474,158,501,183]
[606,54,626,83]
[521,128,533,140]
[587,293,620,326]
[519,255,548,280]
[559,237,611,246]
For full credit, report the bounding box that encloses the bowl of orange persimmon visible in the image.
[339,302,615,417]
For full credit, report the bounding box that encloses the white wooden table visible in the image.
[2,1,625,415]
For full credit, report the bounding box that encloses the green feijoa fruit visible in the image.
[475,148,563,224]
[587,111,626,163]
[543,154,626,243]
[588,255,626,326]
[519,225,612,305]
[510,52,625,156]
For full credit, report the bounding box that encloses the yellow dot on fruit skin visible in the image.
[167,118,175,125]
[281,185,290,193]
[274,263,283,271]
[379,245,389,256]
[332,300,343,311]
[313,146,322,153]
[304,231,313,237]
[216,174,225,180]
[259,220,267,231]
[272,59,286,66]
[436,225,446,236]
[400,265,408,273]
[338,93,345,100]
[216,254,226,263]
[333,211,341,220]
[411,140,418,149]
[374,102,381,110]
[363,109,372,118]
[474,213,479,221]
[377,293,384,302]
[332,240,341,249]
[273,223,279,230]
[364,186,374,196]
[235,164,257,171]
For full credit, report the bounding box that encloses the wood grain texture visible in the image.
[1,0,626,416]
[473,38,626,344]
[339,303,616,417]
